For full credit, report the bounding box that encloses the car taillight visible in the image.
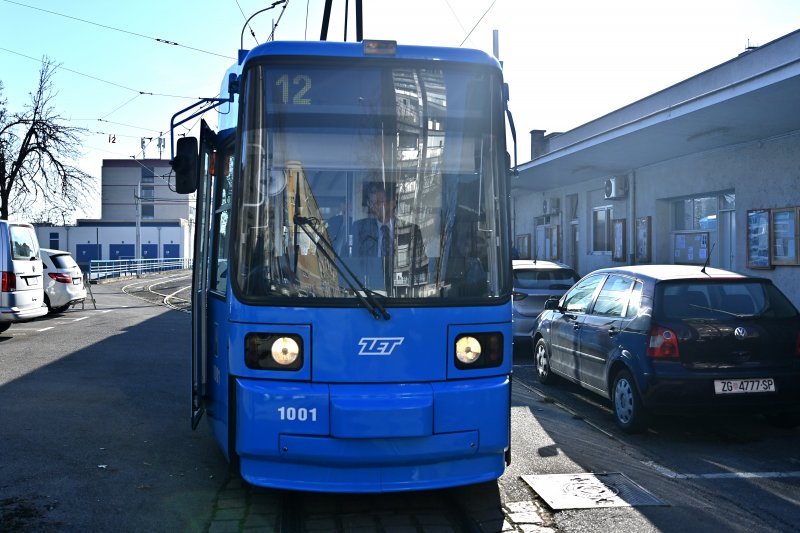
[512,291,527,301]
[49,272,72,284]
[647,325,680,359]
[1,272,15,292]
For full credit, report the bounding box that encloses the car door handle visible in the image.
[608,327,618,337]
[573,323,581,330]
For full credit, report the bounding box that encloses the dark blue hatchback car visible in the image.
[531,265,800,432]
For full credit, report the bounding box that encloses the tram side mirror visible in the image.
[171,136,199,194]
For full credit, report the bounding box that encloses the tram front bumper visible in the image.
[234,375,509,492]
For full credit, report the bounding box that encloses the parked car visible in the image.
[0,220,47,333]
[531,265,800,432]
[40,248,86,314]
[512,260,579,340]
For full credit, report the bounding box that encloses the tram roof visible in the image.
[240,40,501,69]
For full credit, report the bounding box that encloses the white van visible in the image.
[0,220,47,333]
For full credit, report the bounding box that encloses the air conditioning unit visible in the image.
[543,198,560,215]
[604,176,628,200]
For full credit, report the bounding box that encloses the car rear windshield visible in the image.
[10,225,39,259]
[51,253,79,269]
[514,269,578,290]
[656,280,798,320]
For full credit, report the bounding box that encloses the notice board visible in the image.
[673,232,709,265]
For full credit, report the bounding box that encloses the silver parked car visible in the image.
[0,220,47,333]
[512,260,579,340]
[40,248,86,314]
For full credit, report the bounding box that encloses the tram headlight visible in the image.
[271,337,300,365]
[245,333,304,371]
[454,332,504,370]
[456,336,482,365]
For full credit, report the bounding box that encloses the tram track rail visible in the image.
[120,271,192,313]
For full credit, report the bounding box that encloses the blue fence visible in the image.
[88,257,192,280]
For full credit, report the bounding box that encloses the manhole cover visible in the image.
[522,473,665,510]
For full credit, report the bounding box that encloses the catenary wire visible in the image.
[0,46,199,99]
[235,0,260,45]
[1,0,236,60]
[459,0,497,47]
[100,94,142,120]
[444,0,471,43]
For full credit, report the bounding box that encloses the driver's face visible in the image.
[369,191,394,223]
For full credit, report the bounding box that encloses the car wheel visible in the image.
[44,294,54,313]
[612,369,647,433]
[53,304,71,314]
[0,323,10,334]
[534,338,555,384]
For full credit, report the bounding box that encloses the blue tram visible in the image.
[171,40,514,492]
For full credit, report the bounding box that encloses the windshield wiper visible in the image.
[294,215,390,320]
[688,303,747,318]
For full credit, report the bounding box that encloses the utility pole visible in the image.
[135,183,141,277]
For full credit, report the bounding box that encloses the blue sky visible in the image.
[1,0,799,219]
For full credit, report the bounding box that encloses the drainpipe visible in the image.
[630,172,636,264]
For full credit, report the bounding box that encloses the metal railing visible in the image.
[88,257,192,280]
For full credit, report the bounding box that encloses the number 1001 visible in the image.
[277,406,317,421]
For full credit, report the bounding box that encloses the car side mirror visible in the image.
[544,297,559,310]
[171,136,199,194]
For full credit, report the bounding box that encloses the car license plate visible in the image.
[714,378,775,394]
[73,278,82,285]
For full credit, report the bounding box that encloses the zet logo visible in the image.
[358,337,404,355]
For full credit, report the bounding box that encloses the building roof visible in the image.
[101,159,172,168]
[514,29,800,192]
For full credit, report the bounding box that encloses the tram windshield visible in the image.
[234,60,509,302]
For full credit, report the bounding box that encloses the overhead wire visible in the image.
[3,0,294,163]
[459,0,497,47]
[0,46,199,100]
[0,0,236,60]
[235,0,259,45]
[443,0,470,43]
[100,94,142,120]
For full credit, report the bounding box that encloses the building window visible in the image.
[49,232,59,250]
[141,204,154,219]
[567,194,579,222]
[140,185,154,200]
[673,193,735,231]
[592,206,612,252]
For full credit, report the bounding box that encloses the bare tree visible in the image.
[0,57,95,222]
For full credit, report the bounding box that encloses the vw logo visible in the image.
[734,327,748,340]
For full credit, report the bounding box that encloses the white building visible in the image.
[512,29,800,307]
[36,159,194,269]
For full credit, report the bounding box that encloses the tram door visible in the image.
[191,120,217,429]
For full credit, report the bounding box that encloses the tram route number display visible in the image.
[268,68,381,108]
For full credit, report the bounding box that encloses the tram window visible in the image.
[211,149,234,294]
